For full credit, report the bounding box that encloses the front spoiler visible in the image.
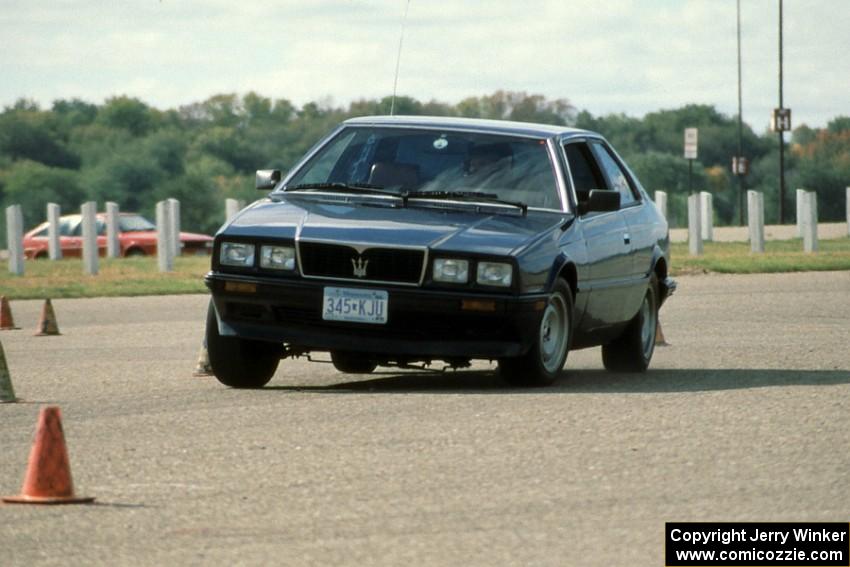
[206,272,547,359]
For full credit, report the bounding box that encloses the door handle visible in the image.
[623,232,631,245]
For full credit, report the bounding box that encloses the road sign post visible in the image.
[684,128,698,195]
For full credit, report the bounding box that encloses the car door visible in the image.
[589,141,651,316]
[61,217,84,258]
[562,140,632,331]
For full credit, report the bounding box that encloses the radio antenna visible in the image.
[390,0,411,116]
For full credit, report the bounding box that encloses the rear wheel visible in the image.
[206,300,281,388]
[126,248,145,257]
[330,351,378,374]
[498,279,572,387]
[601,274,658,372]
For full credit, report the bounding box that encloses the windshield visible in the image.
[284,127,562,209]
[118,215,156,232]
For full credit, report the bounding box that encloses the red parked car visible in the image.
[23,213,213,259]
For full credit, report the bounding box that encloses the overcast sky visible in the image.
[2,1,848,132]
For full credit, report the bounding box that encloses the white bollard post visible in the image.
[699,191,713,241]
[47,203,62,260]
[802,191,818,253]
[6,205,24,275]
[846,187,850,237]
[748,190,765,253]
[225,198,242,222]
[796,188,806,237]
[81,201,99,275]
[654,191,668,221]
[688,193,703,256]
[156,201,173,272]
[105,202,120,259]
[167,198,180,258]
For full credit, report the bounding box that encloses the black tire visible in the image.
[601,274,659,372]
[126,248,145,257]
[330,351,378,374]
[498,279,573,387]
[206,300,281,388]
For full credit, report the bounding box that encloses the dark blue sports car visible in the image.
[205,116,675,388]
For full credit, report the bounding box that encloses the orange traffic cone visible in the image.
[34,299,61,336]
[3,406,94,504]
[0,295,20,330]
[0,339,17,403]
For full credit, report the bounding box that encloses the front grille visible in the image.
[299,242,424,285]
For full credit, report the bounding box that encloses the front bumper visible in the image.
[205,272,547,359]
[659,276,677,307]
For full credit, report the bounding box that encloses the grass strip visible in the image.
[1,238,848,299]
[670,238,850,275]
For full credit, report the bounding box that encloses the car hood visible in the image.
[221,197,567,256]
[122,231,213,241]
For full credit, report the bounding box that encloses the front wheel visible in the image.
[601,274,658,372]
[206,300,281,388]
[498,279,573,387]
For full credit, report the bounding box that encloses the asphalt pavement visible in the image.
[1,271,849,566]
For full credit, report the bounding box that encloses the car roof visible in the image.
[343,115,595,140]
[57,212,145,220]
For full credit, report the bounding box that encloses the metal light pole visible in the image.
[736,0,745,226]
[777,0,786,224]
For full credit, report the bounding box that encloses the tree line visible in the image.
[1,90,848,244]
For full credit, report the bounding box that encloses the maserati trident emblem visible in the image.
[351,256,369,278]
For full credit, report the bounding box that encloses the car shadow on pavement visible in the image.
[266,367,850,394]
[561,368,850,393]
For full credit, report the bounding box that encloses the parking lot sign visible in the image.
[684,128,698,159]
[772,108,792,132]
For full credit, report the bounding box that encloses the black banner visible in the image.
[666,522,849,566]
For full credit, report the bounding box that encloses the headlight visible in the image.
[476,261,513,287]
[433,258,469,283]
[260,245,296,271]
[220,242,255,267]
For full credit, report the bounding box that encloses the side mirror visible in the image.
[584,189,620,213]
[256,169,281,190]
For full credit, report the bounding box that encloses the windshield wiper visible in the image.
[402,191,528,215]
[284,182,397,196]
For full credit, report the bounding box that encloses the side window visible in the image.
[590,143,639,207]
[60,219,76,236]
[563,142,607,206]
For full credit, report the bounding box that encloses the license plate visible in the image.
[322,287,388,324]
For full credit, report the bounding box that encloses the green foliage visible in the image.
[83,150,164,212]
[0,102,80,168]
[0,92,847,239]
[457,90,575,125]
[97,96,156,136]
[790,127,850,222]
[0,160,86,237]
